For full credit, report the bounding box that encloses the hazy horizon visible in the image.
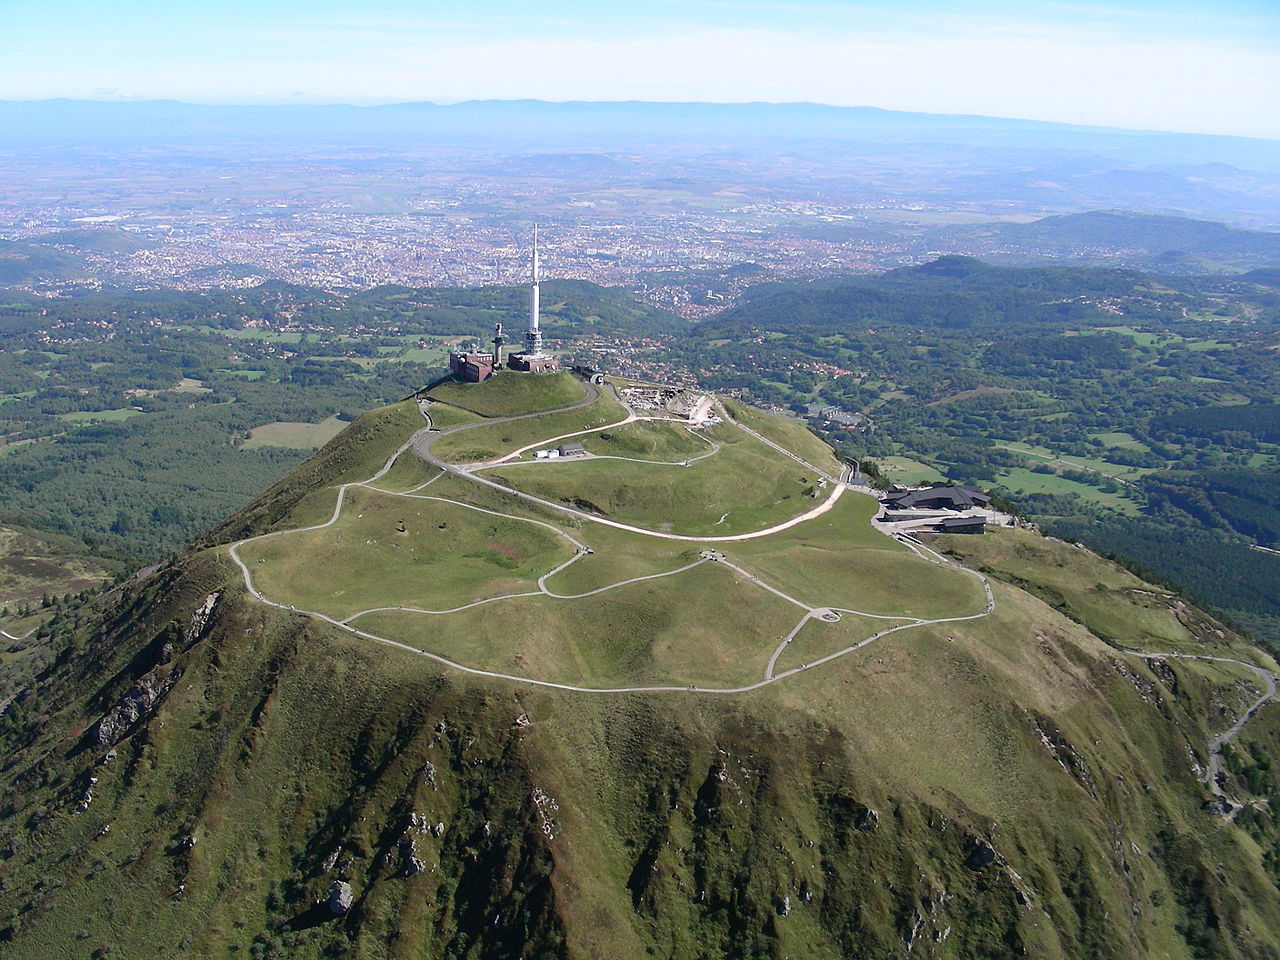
[5,96,1279,147]
[8,0,1280,140]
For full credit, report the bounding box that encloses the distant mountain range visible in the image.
[3,98,1279,170]
[936,211,1280,274]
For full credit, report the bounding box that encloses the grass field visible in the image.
[995,466,1141,514]
[240,486,576,621]
[55,407,144,423]
[211,326,304,343]
[485,421,831,536]
[430,389,626,464]
[728,493,985,619]
[427,371,587,417]
[241,415,349,450]
[771,611,915,675]
[1091,431,1151,452]
[998,441,1153,482]
[354,559,803,687]
[877,455,947,485]
[391,345,451,364]
[581,420,713,461]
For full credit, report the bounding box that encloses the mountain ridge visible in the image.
[3,387,1280,957]
[4,99,1279,167]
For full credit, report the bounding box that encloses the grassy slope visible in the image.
[355,559,802,687]
[4,391,1280,958]
[486,422,827,537]
[0,522,116,606]
[581,420,712,461]
[203,400,425,546]
[242,487,576,621]
[728,494,982,618]
[426,371,587,417]
[0,523,121,702]
[721,398,843,474]
[936,527,1271,664]
[431,390,627,465]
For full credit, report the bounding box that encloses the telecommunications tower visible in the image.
[526,224,544,357]
[507,224,557,372]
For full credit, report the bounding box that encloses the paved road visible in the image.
[225,383,1278,796]
[226,391,986,694]
[1130,651,1278,797]
[723,402,837,483]
[413,391,850,543]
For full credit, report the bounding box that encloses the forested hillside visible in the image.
[673,260,1280,646]
[0,280,666,557]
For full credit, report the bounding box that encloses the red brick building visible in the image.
[448,349,496,382]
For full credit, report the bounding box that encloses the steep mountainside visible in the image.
[2,383,1279,959]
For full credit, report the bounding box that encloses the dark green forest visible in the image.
[671,259,1280,646]
[0,280,672,557]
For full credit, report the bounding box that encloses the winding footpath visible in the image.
[223,385,1277,800]
[412,393,850,545]
[1130,651,1278,799]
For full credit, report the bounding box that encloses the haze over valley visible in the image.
[5,100,1280,315]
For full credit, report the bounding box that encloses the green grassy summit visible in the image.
[484,419,830,537]
[4,375,1280,959]
[426,370,587,417]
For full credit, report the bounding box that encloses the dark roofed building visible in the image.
[558,441,586,457]
[882,484,991,512]
[937,516,987,534]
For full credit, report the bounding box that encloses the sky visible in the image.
[6,0,1280,138]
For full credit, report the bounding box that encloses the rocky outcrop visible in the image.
[89,595,218,748]
[964,841,998,871]
[93,666,181,747]
[182,593,220,648]
[327,880,354,916]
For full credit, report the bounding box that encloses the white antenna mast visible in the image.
[527,224,544,355]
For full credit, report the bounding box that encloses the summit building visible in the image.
[449,226,557,381]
